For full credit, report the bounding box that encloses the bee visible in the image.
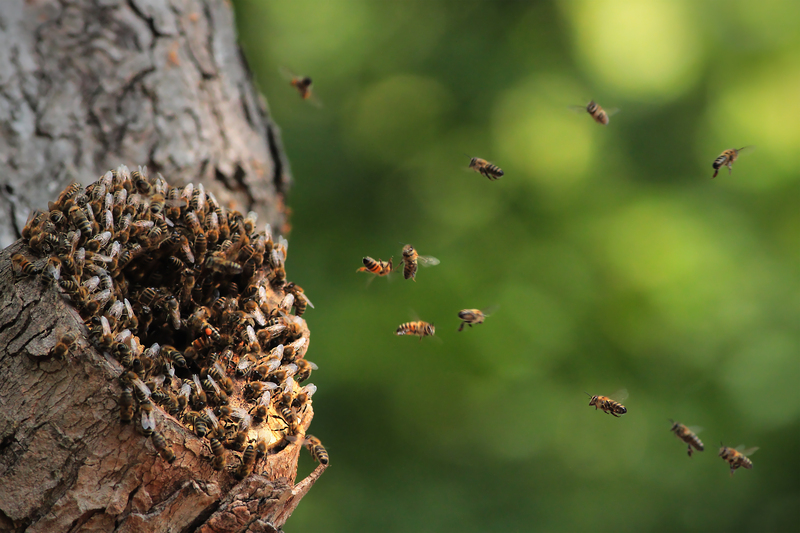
[250,404,268,426]
[294,359,318,383]
[139,400,156,436]
[47,332,77,359]
[669,420,704,457]
[52,182,82,211]
[357,256,393,277]
[162,345,187,367]
[571,100,617,125]
[119,389,135,424]
[152,431,176,463]
[457,307,496,332]
[42,257,62,283]
[400,244,440,281]
[305,435,329,465]
[206,256,243,275]
[468,157,504,181]
[132,167,152,194]
[280,67,321,107]
[586,390,628,417]
[235,443,256,479]
[209,437,227,471]
[712,146,754,178]
[164,295,181,330]
[68,205,93,237]
[12,254,37,277]
[395,321,435,340]
[719,443,758,476]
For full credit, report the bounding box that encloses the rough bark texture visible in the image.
[0,2,325,532]
[0,0,291,250]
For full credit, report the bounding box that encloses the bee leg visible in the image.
[458,322,465,332]
[687,446,692,457]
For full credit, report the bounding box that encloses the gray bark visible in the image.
[0,0,291,249]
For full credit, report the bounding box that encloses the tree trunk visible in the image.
[0,2,324,532]
[0,0,291,249]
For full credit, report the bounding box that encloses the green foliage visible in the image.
[233,1,800,531]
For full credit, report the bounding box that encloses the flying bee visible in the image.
[12,254,37,277]
[457,307,497,332]
[280,67,322,107]
[395,321,435,340]
[719,444,758,476]
[305,435,329,465]
[151,431,176,463]
[357,256,393,277]
[712,146,754,178]
[46,331,77,359]
[669,420,704,457]
[400,244,440,281]
[570,100,617,125]
[119,389,135,424]
[468,157,504,181]
[586,390,628,417]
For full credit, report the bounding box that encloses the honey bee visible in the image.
[669,420,705,457]
[68,205,93,237]
[457,307,496,332]
[164,295,181,330]
[305,435,329,465]
[152,431,176,463]
[468,157,504,181]
[586,390,628,417]
[400,244,440,281]
[280,67,321,107]
[119,388,135,424]
[284,282,314,317]
[719,443,758,476]
[209,437,227,471]
[132,167,152,194]
[712,146,754,178]
[206,255,243,275]
[357,256,393,277]
[42,257,62,283]
[294,359,318,383]
[12,254,37,277]
[49,332,77,359]
[139,399,156,436]
[571,100,617,125]
[235,443,256,479]
[395,321,435,340]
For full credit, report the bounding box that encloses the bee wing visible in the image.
[279,66,300,81]
[736,146,756,156]
[481,305,500,316]
[604,108,620,117]
[568,105,587,114]
[735,445,759,456]
[686,426,704,434]
[417,255,440,267]
[610,388,629,402]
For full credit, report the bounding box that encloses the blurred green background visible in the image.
[232,1,800,531]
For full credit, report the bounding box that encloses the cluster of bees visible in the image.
[12,165,328,477]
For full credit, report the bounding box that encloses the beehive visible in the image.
[14,165,320,477]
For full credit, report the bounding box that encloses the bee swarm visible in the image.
[14,165,322,484]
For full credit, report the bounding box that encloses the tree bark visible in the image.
[0,2,324,532]
[0,0,291,249]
